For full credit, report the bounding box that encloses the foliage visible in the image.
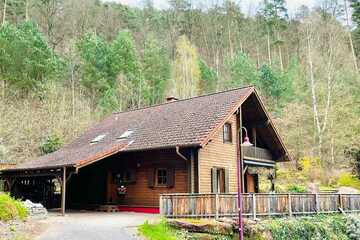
[77,32,114,97]
[345,144,360,178]
[170,35,201,99]
[198,58,217,94]
[227,52,259,88]
[39,134,63,155]
[337,173,360,190]
[347,214,360,240]
[251,215,348,240]
[143,34,171,104]
[286,184,307,193]
[0,0,358,185]
[0,22,61,93]
[0,194,28,221]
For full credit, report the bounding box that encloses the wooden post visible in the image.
[315,193,320,213]
[190,149,195,193]
[159,195,163,216]
[288,193,292,217]
[61,167,66,216]
[252,193,256,219]
[215,193,219,219]
[339,194,343,211]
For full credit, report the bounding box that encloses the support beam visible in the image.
[61,167,66,216]
[190,149,195,193]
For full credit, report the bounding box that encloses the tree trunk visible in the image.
[344,0,359,72]
[2,0,7,25]
[306,27,322,157]
[267,29,272,65]
[25,0,29,21]
[278,44,283,71]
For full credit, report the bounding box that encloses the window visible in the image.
[156,168,167,186]
[223,123,232,143]
[90,134,106,143]
[117,129,134,140]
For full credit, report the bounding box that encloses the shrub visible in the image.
[286,184,307,193]
[347,214,360,239]
[251,215,348,240]
[40,134,63,155]
[337,172,360,190]
[0,193,28,221]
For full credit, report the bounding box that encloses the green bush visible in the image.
[337,173,360,190]
[250,215,349,240]
[347,214,360,239]
[0,194,28,221]
[286,184,307,193]
[40,134,63,155]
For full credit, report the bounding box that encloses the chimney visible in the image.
[166,96,178,102]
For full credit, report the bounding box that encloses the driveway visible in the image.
[36,211,159,240]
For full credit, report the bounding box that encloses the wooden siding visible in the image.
[106,150,188,207]
[67,149,189,208]
[198,114,238,193]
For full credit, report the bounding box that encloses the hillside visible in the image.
[0,0,360,190]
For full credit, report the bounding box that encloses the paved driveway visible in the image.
[36,212,159,240]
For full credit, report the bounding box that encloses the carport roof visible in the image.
[2,86,289,171]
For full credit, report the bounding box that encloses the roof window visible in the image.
[90,134,106,143]
[117,129,133,140]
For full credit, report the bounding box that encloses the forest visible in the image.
[0,0,360,190]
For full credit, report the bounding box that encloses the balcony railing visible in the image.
[243,146,273,161]
[160,193,360,219]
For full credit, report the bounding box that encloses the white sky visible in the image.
[106,0,318,17]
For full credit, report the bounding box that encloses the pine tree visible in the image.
[111,30,145,108]
[198,58,217,94]
[143,34,170,104]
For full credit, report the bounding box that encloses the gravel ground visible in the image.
[35,211,159,240]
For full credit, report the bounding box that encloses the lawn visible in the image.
[138,220,178,240]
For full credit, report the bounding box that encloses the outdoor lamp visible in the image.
[241,127,253,146]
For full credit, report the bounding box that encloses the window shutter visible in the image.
[211,168,218,193]
[224,168,229,193]
[147,169,154,188]
[167,168,175,188]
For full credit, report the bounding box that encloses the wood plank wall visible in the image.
[107,149,189,207]
[198,114,238,193]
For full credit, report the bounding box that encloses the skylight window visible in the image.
[90,134,106,143]
[117,129,133,140]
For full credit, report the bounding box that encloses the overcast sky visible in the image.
[106,0,318,17]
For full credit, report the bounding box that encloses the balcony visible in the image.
[242,146,275,168]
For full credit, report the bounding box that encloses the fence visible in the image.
[160,193,360,218]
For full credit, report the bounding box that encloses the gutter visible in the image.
[176,146,189,161]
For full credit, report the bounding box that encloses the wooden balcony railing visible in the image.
[243,146,273,161]
[160,193,360,218]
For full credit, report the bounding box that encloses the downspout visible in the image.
[176,146,189,161]
[176,146,195,193]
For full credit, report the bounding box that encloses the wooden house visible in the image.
[0,86,290,213]
[0,159,16,170]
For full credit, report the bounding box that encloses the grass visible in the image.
[0,193,28,221]
[138,220,178,240]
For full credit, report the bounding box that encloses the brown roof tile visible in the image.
[8,86,255,170]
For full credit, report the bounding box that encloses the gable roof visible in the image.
[4,86,289,171]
